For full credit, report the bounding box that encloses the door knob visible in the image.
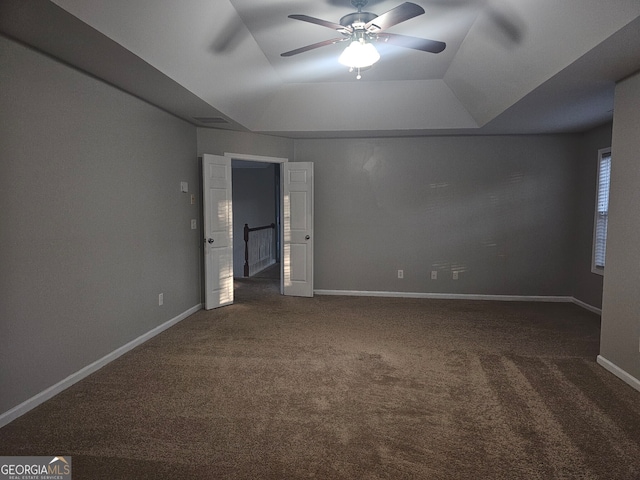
[207,238,214,244]
[305,235,310,240]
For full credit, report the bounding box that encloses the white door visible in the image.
[283,162,314,297]
[202,154,233,309]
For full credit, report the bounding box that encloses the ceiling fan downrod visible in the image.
[351,0,368,12]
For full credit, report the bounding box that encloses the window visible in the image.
[592,148,611,275]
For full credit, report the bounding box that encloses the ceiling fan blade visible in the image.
[486,6,524,44]
[281,38,347,57]
[377,33,446,53]
[365,2,425,33]
[288,14,352,34]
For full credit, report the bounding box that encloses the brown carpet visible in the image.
[1,277,639,479]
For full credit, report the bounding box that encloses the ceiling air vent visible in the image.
[193,117,229,124]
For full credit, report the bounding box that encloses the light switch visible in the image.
[190,194,196,205]
[180,181,188,193]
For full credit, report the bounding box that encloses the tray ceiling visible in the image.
[2,0,640,137]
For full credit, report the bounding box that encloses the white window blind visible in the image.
[593,149,611,271]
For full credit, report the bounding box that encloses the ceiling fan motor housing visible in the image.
[340,11,378,30]
[340,11,379,43]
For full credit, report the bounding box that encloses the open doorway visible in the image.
[225,153,287,295]
[202,153,314,308]
[231,159,281,281]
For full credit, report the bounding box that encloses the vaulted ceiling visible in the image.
[2,0,640,137]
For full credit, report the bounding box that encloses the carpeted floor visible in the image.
[1,277,639,479]
[251,262,280,280]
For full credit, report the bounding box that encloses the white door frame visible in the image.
[224,152,288,294]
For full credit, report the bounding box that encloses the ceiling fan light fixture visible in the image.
[338,39,380,69]
[282,2,446,80]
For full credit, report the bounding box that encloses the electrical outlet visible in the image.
[431,270,438,280]
[398,269,404,279]
[158,293,163,306]
[453,271,459,280]
[191,219,197,229]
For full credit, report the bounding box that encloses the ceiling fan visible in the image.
[281,0,446,79]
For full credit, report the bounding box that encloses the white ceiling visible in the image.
[2,0,640,138]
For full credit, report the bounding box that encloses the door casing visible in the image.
[224,152,289,294]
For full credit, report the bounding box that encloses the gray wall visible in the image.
[295,135,582,295]
[0,37,200,414]
[231,164,277,277]
[572,123,612,309]
[600,70,640,383]
[197,128,293,160]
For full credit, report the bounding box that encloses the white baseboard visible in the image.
[0,304,202,429]
[571,297,602,315]
[597,355,640,393]
[315,289,573,303]
[314,289,602,315]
